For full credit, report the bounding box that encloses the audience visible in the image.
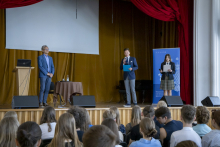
[193,106,211,137]
[130,105,160,144]
[125,105,141,135]
[81,107,93,130]
[83,125,116,147]
[39,106,57,140]
[47,113,83,147]
[110,106,126,134]
[175,140,198,147]
[102,118,123,147]
[155,101,167,128]
[170,105,201,147]
[4,111,18,118]
[130,117,162,147]
[155,106,183,147]
[16,121,42,147]
[0,117,19,147]
[202,109,220,147]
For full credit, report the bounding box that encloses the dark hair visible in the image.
[83,125,116,147]
[196,106,210,124]
[211,109,220,128]
[176,140,198,147]
[181,105,196,124]
[80,107,91,132]
[155,107,171,119]
[101,118,120,144]
[164,54,171,62]
[143,105,155,117]
[140,118,157,137]
[17,121,42,147]
[124,48,130,52]
[40,106,57,132]
[67,106,86,130]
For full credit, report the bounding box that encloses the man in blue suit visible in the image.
[120,48,138,107]
[38,45,55,107]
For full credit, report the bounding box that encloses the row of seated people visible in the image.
[0,101,219,147]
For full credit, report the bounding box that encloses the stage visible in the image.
[0,103,218,129]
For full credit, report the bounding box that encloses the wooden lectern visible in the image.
[12,66,35,96]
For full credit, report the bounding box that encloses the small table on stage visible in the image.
[53,81,83,104]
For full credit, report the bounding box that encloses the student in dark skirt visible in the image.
[160,54,175,96]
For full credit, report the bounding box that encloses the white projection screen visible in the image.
[6,0,99,54]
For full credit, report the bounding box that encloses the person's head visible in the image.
[110,106,120,126]
[155,106,171,124]
[139,117,157,138]
[83,125,116,147]
[142,105,155,118]
[4,111,18,118]
[0,117,19,147]
[67,106,86,130]
[16,121,42,147]
[80,107,91,132]
[101,118,120,144]
[181,105,196,124]
[103,110,116,121]
[211,109,220,129]
[164,54,171,62]
[175,140,198,147]
[131,105,142,127]
[124,48,130,57]
[157,101,167,108]
[40,106,57,132]
[47,113,82,147]
[196,106,210,124]
[41,45,49,55]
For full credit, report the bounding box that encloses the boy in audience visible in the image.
[83,125,116,147]
[170,105,201,147]
[155,106,183,147]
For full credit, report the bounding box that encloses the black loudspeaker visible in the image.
[201,96,220,107]
[12,96,39,109]
[70,95,96,107]
[160,96,183,107]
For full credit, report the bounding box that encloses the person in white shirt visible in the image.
[39,106,57,140]
[170,105,201,147]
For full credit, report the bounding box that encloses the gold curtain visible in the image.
[0,0,178,105]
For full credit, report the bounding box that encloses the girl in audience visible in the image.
[0,117,19,147]
[39,106,57,140]
[4,111,18,118]
[47,113,83,147]
[81,107,93,132]
[129,117,161,147]
[110,106,126,134]
[101,118,123,147]
[193,106,211,137]
[175,140,198,147]
[16,121,42,147]
[202,109,220,147]
[125,105,141,134]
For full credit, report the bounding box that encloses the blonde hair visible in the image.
[4,111,18,118]
[103,110,116,120]
[131,105,141,127]
[0,117,19,147]
[140,117,157,137]
[157,101,167,108]
[47,113,83,147]
[110,106,120,126]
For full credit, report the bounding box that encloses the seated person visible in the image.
[155,101,167,128]
[155,106,183,147]
[130,117,162,147]
[83,125,117,147]
[170,105,201,147]
[202,109,220,147]
[4,111,18,118]
[193,106,211,137]
[175,140,198,147]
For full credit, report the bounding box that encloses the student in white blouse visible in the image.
[39,106,57,140]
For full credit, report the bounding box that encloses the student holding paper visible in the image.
[120,48,138,107]
[160,54,175,96]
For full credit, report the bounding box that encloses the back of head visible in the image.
[143,105,155,118]
[0,117,19,147]
[211,109,220,128]
[155,106,171,119]
[196,106,210,124]
[157,101,167,108]
[80,107,91,132]
[83,125,116,147]
[176,140,198,147]
[131,105,141,127]
[101,118,120,144]
[140,117,157,137]
[40,106,57,132]
[110,106,120,126]
[103,110,116,120]
[16,121,42,147]
[4,111,18,118]
[181,105,196,124]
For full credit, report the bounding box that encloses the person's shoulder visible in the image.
[151,138,162,144]
[38,54,43,58]
[129,140,139,147]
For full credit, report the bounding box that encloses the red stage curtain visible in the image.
[0,0,43,9]
[131,0,193,104]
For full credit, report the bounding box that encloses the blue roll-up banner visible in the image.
[153,48,180,104]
